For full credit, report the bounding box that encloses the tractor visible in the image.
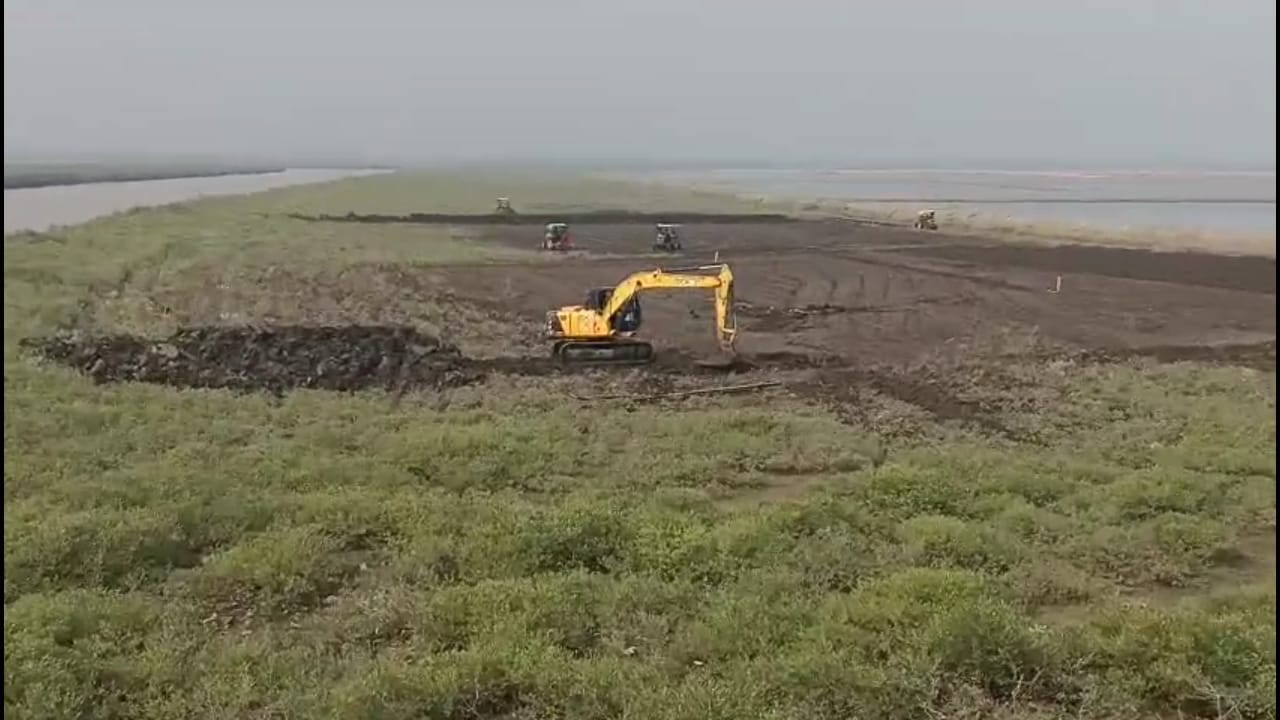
[653,223,683,252]
[913,209,938,231]
[542,222,573,251]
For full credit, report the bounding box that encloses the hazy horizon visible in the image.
[4,153,1278,174]
[5,1,1276,169]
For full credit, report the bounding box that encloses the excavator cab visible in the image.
[584,287,609,311]
[585,288,642,333]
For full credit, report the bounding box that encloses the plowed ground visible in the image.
[28,217,1275,434]
[469,220,1275,364]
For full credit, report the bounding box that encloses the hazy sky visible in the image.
[4,0,1276,167]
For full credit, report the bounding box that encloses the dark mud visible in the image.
[791,340,1278,437]
[892,242,1277,294]
[23,323,1274,444]
[788,363,1045,440]
[286,210,797,226]
[22,325,799,394]
[20,320,1028,437]
[1081,340,1278,372]
[736,297,978,333]
[24,326,483,394]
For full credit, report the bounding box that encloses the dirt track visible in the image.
[26,215,1276,427]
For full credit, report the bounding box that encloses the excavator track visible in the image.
[553,340,655,366]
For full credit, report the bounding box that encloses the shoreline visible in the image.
[828,200,1277,258]
[608,168,1275,254]
[778,193,1273,258]
[627,179,1277,259]
[4,168,390,234]
[2,165,295,190]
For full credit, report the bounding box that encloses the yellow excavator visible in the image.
[545,263,738,364]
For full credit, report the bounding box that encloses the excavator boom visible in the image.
[546,263,738,365]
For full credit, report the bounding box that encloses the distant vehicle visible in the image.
[542,222,573,251]
[914,209,938,230]
[654,223,683,252]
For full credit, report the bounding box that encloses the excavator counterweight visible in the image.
[545,264,737,365]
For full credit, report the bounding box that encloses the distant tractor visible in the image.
[914,209,938,231]
[542,222,573,251]
[494,197,516,215]
[653,223,683,252]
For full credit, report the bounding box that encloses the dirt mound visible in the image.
[286,210,797,226]
[25,326,483,394]
[23,325,801,395]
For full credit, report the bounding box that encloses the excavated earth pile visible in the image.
[22,325,780,395]
[24,326,484,393]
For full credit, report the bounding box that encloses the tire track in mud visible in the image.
[834,252,1040,293]
[783,339,1274,440]
[892,242,1277,295]
[788,365,1031,440]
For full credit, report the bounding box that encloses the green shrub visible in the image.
[179,524,359,614]
[897,515,1024,572]
[1061,596,1277,718]
[520,505,634,574]
[4,508,199,598]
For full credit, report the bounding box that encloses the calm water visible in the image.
[633,169,1277,234]
[4,168,385,233]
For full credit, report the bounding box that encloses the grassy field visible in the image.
[4,171,1276,719]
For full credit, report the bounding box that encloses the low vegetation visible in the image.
[4,172,1275,719]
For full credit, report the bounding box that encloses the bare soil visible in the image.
[461,220,1275,366]
[23,326,778,395]
[26,216,1276,430]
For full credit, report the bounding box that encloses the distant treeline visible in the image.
[3,164,288,190]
